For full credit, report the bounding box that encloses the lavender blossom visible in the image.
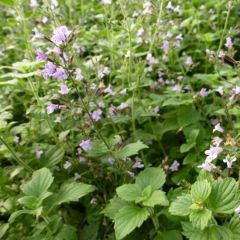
[47,103,58,114]
[169,160,180,172]
[199,88,209,97]
[63,161,72,169]
[36,150,43,159]
[212,136,223,147]
[213,123,224,133]
[30,0,39,8]
[75,68,84,80]
[52,67,68,80]
[205,145,223,162]
[198,161,213,172]
[79,139,92,151]
[223,155,237,169]
[51,26,71,46]
[92,109,102,122]
[36,49,47,61]
[225,37,233,49]
[185,56,193,66]
[59,84,70,95]
[41,61,57,80]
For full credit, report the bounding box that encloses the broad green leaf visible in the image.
[155,230,182,240]
[39,146,65,168]
[21,168,54,197]
[191,180,211,203]
[209,178,239,214]
[136,167,166,191]
[169,194,192,216]
[180,141,196,153]
[197,170,214,183]
[116,184,142,202]
[189,208,212,230]
[102,197,128,220]
[177,105,202,128]
[116,141,148,159]
[86,140,110,158]
[0,223,9,239]
[182,222,233,240]
[0,0,13,6]
[48,182,95,206]
[135,185,152,203]
[54,225,77,240]
[228,215,240,240]
[114,205,150,240]
[142,190,169,207]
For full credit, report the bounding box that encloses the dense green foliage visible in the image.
[1,0,240,239]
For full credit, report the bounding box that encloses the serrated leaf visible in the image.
[191,180,211,203]
[136,167,166,191]
[169,194,192,216]
[116,141,148,159]
[155,230,182,240]
[48,182,95,206]
[189,208,212,230]
[116,184,142,202]
[102,197,128,220]
[228,215,240,240]
[142,190,169,207]
[182,222,233,240]
[209,178,239,214]
[39,146,65,168]
[114,205,150,240]
[21,168,54,197]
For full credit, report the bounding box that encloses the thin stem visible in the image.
[0,137,33,172]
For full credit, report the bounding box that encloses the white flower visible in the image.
[223,155,237,169]
[102,0,111,5]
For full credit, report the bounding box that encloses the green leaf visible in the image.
[48,182,95,206]
[177,105,202,128]
[9,208,42,223]
[209,178,239,214]
[116,184,142,202]
[102,197,128,220]
[114,205,150,240]
[54,225,77,240]
[116,141,148,159]
[229,215,240,240]
[182,222,233,240]
[189,208,212,230]
[0,0,14,6]
[136,167,166,191]
[21,168,54,197]
[142,190,169,207]
[155,230,182,240]
[191,180,211,203]
[39,146,65,168]
[135,185,152,203]
[169,194,192,216]
[0,223,9,239]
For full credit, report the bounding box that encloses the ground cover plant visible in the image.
[1,0,240,239]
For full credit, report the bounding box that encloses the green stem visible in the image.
[0,137,33,172]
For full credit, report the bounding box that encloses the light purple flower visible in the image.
[36,150,43,159]
[108,158,115,165]
[199,88,209,97]
[103,85,113,94]
[13,136,20,144]
[36,49,47,61]
[169,160,180,172]
[51,26,71,46]
[63,161,72,169]
[198,161,213,172]
[213,123,224,133]
[75,68,84,81]
[32,28,44,41]
[79,139,92,151]
[52,67,68,80]
[212,136,223,147]
[215,86,224,95]
[117,102,128,110]
[51,0,58,8]
[132,157,144,169]
[53,46,61,55]
[41,61,57,80]
[225,37,233,49]
[98,67,110,79]
[92,109,102,122]
[30,0,39,8]
[172,84,181,92]
[47,103,58,114]
[59,84,70,95]
[143,0,153,15]
[146,53,158,65]
[185,56,193,66]
[205,145,223,162]
[162,40,170,53]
